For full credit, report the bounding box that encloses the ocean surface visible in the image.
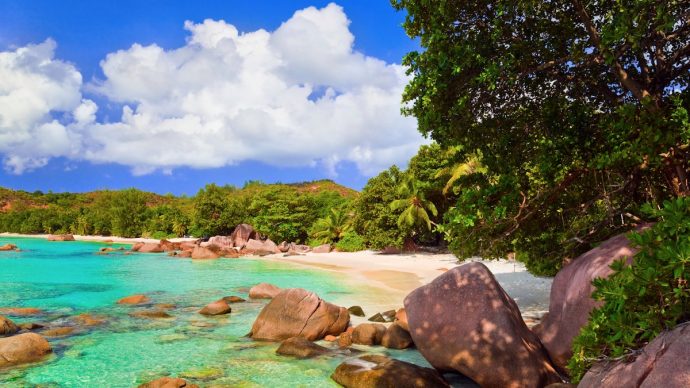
[0,237,426,387]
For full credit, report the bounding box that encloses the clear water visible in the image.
[0,237,428,387]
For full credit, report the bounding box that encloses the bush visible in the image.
[568,198,690,381]
[335,232,366,252]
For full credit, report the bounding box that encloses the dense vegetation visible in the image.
[0,181,355,243]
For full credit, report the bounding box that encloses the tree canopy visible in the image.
[393,0,690,274]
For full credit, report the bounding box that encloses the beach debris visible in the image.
[249,283,282,299]
[117,294,150,305]
[47,234,75,241]
[198,299,231,316]
[533,229,647,370]
[0,315,19,336]
[579,322,690,388]
[404,262,561,387]
[138,377,199,388]
[331,354,449,388]
[276,336,332,359]
[351,323,386,346]
[381,323,413,349]
[0,333,52,368]
[347,305,365,317]
[249,288,349,341]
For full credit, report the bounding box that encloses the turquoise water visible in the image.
[0,237,424,387]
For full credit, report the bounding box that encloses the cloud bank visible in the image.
[0,3,423,176]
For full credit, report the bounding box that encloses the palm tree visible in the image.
[390,178,438,230]
[311,208,352,244]
[435,151,484,195]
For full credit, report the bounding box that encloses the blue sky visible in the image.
[0,1,422,195]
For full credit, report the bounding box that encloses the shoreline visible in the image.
[1,232,552,323]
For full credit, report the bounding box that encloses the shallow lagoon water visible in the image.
[0,237,429,387]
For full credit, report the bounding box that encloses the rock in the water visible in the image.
[0,315,18,336]
[73,313,106,327]
[222,295,246,303]
[0,333,52,367]
[533,229,647,370]
[276,337,332,359]
[137,243,164,253]
[47,234,74,241]
[0,307,44,316]
[348,306,365,317]
[404,262,561,388]
[579,322,690,388]
[249,283,282,299]
[129,310,173,319]
[191,246,220,260]
[367,312,387,323]
[117,294,150,305]
[331,354,449,388]
[41,326,75,337]
[18,322,44,331]
[394,308,409,331]
[249,288,349,341]
[231,224,258,248]
[352,323,386,346]
[0,243,18,251]
[138,377,199,388]
[338,332,353,348]
[312,244,331,253]
[381,323,413,349]
[198,299,231,316]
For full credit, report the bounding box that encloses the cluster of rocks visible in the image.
[47,234,75,241]
[0,315,52,368]
[130,224,333,260]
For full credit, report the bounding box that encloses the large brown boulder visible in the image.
[352,323,386,346]
[158,239,180,252]
[579,322,690,387]
[331,354,449,388]
[249,283,282,299]
[198,299,231,316]
[404,262,561,388]
[138,377,199,388]
[243,238,280,255]
[533,230,646,370]
[231,224,258,248]
[0,315,19,336]
[288,243,312,254]
[312,244,331,253]
[249,288,349,341]
[276,336,332,359]
[0,333,52,367]
[381,323,413,349]
[137,243,165,253]
[207,236,234,250]
[47,234,75,241]
[191,246,220,259]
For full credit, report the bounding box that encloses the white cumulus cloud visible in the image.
[0,3,425,177]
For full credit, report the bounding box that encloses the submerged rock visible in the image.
[0,307,44,316]
[579,322,690,388]
[0,333,52,367]
[0,315,19,336]
[222,295,246,303]
[404,262,561,388]
[138,377,199,388]
[198,299,231,316]
[331,354,449,388]
[129,310,173,319]
[276,337,332,359]
[249,288,349,341]
[117,294,150,305]
[533,229,647,370]
[249,283,282,299]
[73,313,106,327]
[0,243,18,251]
[41,326,76,337]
